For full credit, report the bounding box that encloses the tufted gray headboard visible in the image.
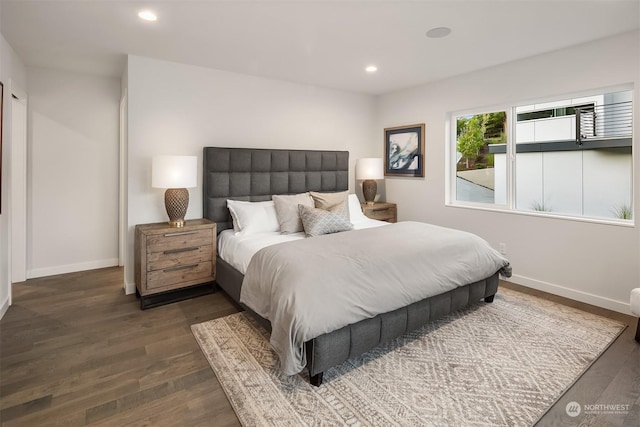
[203,147,349,232]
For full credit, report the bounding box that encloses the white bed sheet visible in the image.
[218,218,388,275]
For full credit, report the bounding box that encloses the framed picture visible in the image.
[384,123,425,177]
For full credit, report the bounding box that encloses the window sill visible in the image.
[445,202,635,228]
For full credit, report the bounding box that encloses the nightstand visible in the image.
[134,219,216,309]
[361,202,397,223]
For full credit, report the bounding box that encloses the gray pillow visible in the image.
[310,191,350,221]
[272,193,314,234]
[298,204,354,237]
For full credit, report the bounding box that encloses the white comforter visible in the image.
[240,221,511,375]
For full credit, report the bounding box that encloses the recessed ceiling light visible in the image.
[365,65,378,73]
[426,27,451,38]
[138,10,157,22]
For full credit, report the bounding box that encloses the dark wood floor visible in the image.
[0,268,638,426]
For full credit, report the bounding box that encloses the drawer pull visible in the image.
[371,208,390,212]
[163,247,199,255]
[163,231,198,237]
[163,264,198,273]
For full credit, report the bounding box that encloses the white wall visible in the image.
[124,55,377,292]
[377,31,640,314]
[0,30,27,319]
[26,67,120,278]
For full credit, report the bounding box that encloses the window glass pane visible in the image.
[514,90,632,220]
[583,148,632,219]
[455,111,507,204]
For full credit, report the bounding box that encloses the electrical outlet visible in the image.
[499,243,507,254]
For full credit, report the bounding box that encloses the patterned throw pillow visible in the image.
[310,191,350,221]
[298,204,354,237]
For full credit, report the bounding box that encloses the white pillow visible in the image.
[348,194,369,223]
[226,200,280,235]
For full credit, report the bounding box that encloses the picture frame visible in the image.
[384,123,425,177]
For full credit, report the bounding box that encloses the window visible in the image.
[454,110,508,205]
[450,88,633,222]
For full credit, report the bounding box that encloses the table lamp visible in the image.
[356,158,383,205]
[152,155,197,227]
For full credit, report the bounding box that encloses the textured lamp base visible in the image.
[362,179,377,205]
[165,188,189,227]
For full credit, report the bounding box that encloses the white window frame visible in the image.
[447,104,513,209]
[446,84,634,227]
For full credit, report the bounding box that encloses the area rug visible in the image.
[191,287,625,426]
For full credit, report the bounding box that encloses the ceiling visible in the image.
[2,0,639,95]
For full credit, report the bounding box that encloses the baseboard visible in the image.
[124,280,136,295]
[0,295,10,320]
[507,274,632,316]
[27,258,119,279]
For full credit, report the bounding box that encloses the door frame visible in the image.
[10,81,28,284]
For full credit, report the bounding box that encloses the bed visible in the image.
[203,147,510,386]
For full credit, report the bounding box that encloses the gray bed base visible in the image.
[216,256,499,386]
[203,147,499,386]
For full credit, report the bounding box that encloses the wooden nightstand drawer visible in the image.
[147,261,213,290]
[146,229,213,253]
[147,245,213,271]
[361,202,397,223]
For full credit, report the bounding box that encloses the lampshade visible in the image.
[152,156,197,189]
[356,158,384,180]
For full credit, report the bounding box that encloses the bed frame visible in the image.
[203,147,499,386]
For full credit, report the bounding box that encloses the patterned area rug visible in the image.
[191,288,624,426]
